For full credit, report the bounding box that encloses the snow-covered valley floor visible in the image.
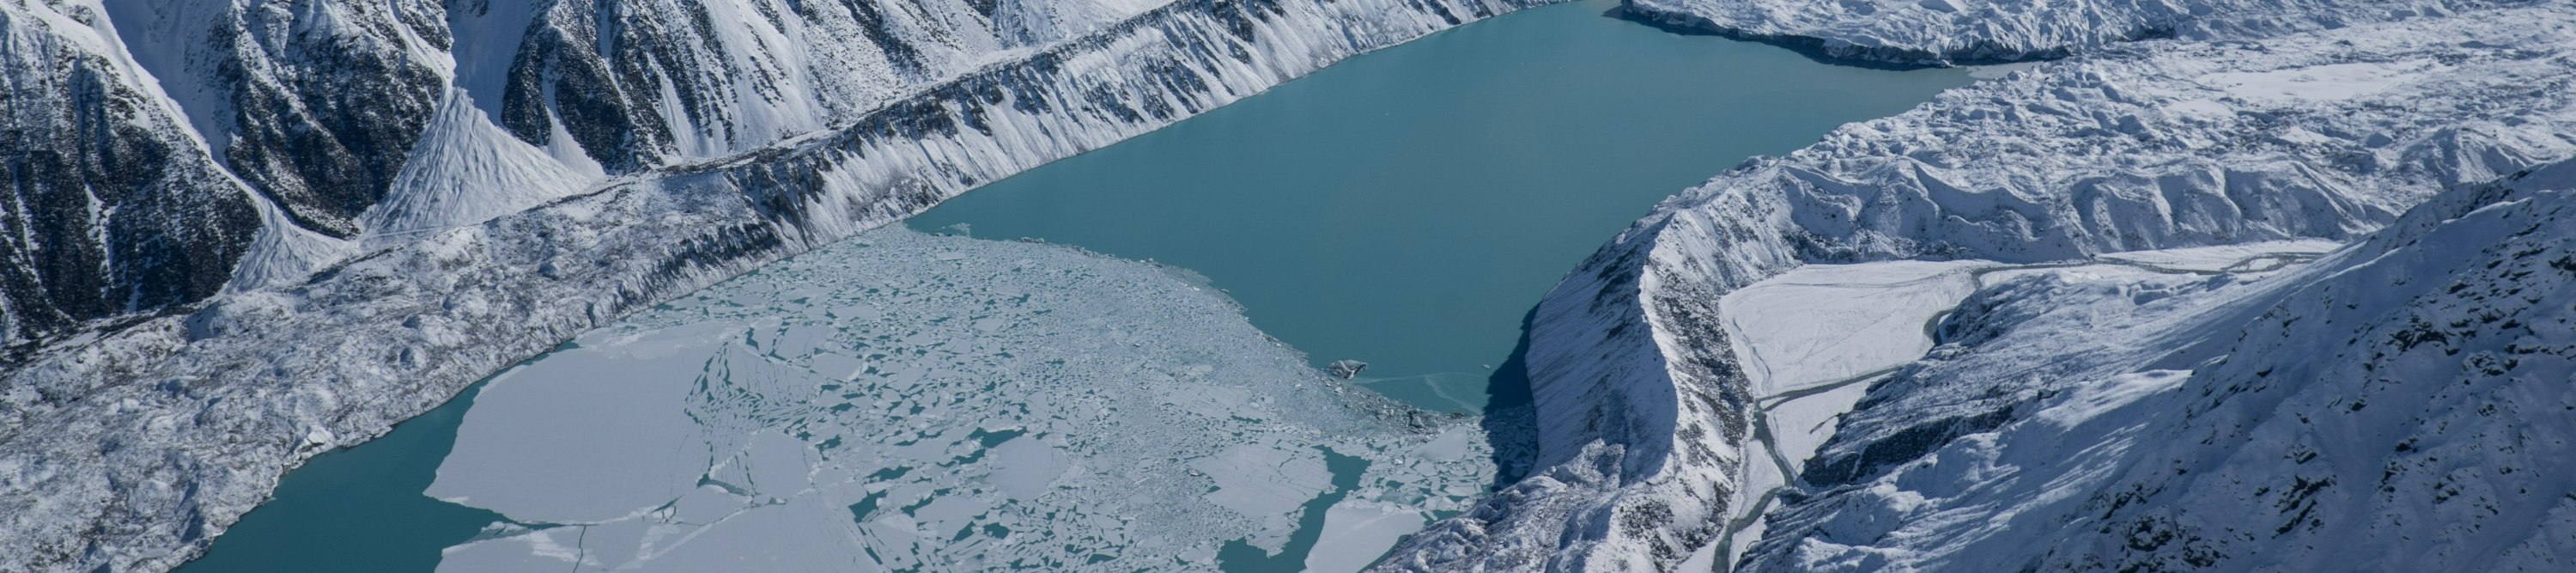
[1697,241,2346,569]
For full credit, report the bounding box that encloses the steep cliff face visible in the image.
[0,0,1550,570]
[1620,0,2532,65]
[0,0,457,351]
[104,0,450,238]
[1379,5,2576,570]
[1741,160,2576,572]
[0,1,260,347]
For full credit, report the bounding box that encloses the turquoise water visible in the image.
[175,381,507,573]
[907,0,1970,412]
[178,1,1970,570]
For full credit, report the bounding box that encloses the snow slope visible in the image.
[0,0,1555,570]
[1741,157,2576,572]
[1380,5,2576,570]
[357,88,589,245]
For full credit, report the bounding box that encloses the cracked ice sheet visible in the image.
[429,227,1490,571]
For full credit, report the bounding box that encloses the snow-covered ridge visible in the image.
[0,0,1552,570]
[1379,6,2576,570]
[1741,157,2576,571]
[1619,0,2530,65]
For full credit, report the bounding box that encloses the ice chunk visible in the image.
[1327,359,1369,380]
[1304,503,1425,572]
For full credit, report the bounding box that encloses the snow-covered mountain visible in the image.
[0,0,1551,570]
[1621,0,2533,65]
[0,0,1519,350]
[0,1,262,346]
[1742,156,2576,572]
[1378,3,2576,570]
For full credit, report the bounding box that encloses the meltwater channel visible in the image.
[179,2,1971,571]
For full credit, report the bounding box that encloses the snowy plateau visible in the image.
[2,0,2575,571]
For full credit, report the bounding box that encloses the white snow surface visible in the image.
[1381,5,2576,571]
[428,227,1487,570]
[1721,260,1984,395]
[1739,159,2576,572]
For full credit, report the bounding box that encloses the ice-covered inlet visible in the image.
[428,228,1489,571]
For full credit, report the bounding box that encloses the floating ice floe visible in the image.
[431,227,1491,571]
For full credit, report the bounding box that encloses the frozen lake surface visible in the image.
[428,228,1489,571]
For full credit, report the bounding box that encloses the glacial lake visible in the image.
[178,1,1972,571]
[904,0,1970,411]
